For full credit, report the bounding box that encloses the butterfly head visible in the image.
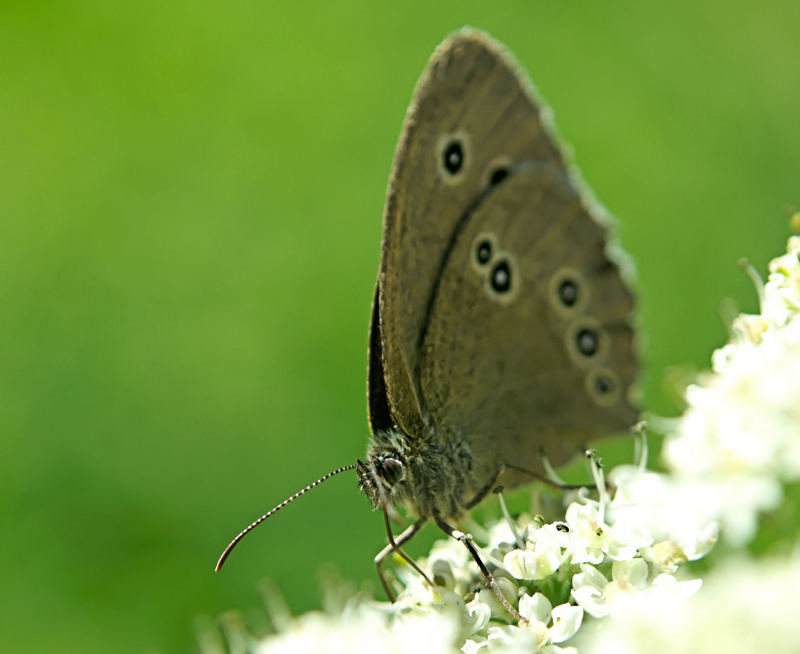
[357,429,414,510]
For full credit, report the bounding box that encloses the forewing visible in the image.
[376,29,565,436]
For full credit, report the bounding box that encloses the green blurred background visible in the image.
[1,2,798,652]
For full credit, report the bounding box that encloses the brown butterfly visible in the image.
[217,28,638,622]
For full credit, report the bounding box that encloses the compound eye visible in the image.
[380,457,404,486]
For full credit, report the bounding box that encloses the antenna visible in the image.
[215,463,360,571]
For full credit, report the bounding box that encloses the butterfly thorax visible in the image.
[358,428,475,521]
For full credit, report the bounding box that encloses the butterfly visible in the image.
[217,28,638,623]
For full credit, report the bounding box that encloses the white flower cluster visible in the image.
[568,235,800,652]
[662,236,800,545]
[575,556,800,654]
[210,236,800,654]
[254,604,460,654]
[383,454,710,654]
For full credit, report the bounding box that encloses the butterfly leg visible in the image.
[464,462,589,511]
[462,465,506,510]
[375,510,430,602]
[434,515,527,624]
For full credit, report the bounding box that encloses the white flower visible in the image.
[547,603,583,646]
[255,604,460,654]
[564,499,642,564]
[575,557,797,654]
[485,624,538,653]
[571,559,649,618]
[572,559,702,621]
[519,593,583,650]
[762,235,800,326]
[606,465,719,561]
[639,540,687,574]
[649,572,702,598]
[463,594,582,654]
[464,595,492,637]
[503,523,569,580]
[427,536,474,591]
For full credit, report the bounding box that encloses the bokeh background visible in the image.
[1,2,798,652]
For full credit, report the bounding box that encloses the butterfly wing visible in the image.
[374,28,570,438]
[418,162,638,489]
